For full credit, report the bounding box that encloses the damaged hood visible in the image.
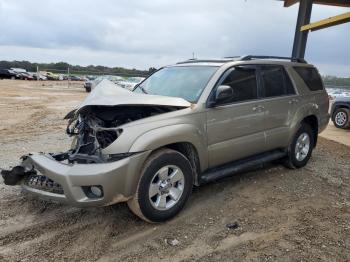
[76,79,191,113]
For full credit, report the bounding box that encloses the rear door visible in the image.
[257,65,298,150]
[206,65,266,168]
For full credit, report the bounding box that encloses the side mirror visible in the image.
[215,85,233,104]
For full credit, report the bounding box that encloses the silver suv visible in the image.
[2,56,330,222]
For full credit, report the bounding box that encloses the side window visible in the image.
[293,67,324,91]
[260,66,296,98]
[218,66,257,104]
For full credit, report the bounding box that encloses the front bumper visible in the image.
[14,151,150,207]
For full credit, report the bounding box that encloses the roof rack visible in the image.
[239,55,307,63]
[176,56,307,65]
[176,58,238,64]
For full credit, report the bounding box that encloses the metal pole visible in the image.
[36,66,39,81]
[292,0,313,59]
[68,66,70,88]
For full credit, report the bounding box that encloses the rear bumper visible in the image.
[19,152,149,207]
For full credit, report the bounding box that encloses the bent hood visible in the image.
[75,79,191,114]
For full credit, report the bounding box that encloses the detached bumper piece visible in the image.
[1,166,35,186]
[1,165,64,194]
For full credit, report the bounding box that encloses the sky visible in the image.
[0,0,349,76]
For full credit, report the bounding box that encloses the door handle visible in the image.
[289,98,299,104]
[253,105,264,111]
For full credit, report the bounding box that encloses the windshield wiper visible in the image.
[138,85,148,94]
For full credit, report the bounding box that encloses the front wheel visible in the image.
[284,123,314,169]
[128,149,193,222]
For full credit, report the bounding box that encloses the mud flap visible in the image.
[1,166,35,186]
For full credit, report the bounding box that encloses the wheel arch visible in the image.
[129,124,207,183]
[301,115,318,148]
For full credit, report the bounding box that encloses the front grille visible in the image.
[25,173,64,195]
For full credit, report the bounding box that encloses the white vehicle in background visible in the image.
[10,68,27,73]
[116,77,146,91]
[32,73,47,81]
[84,75,145,92]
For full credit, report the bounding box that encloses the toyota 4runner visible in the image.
[1,56,330,222]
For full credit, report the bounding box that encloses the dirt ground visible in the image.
[0,80,349,262]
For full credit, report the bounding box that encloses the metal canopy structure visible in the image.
[280,0,350,59]
[283,0,350,7]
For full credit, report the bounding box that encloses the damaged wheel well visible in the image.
[163,142,201,186]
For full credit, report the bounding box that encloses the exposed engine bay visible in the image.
[56,105,181,164]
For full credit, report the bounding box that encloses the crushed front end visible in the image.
[1,80,190,206]
[0,105,171,206]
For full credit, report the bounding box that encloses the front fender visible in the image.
[129,124,208,171]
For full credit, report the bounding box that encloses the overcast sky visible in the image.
[0,0,349,76]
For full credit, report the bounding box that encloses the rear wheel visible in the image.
[333,108,350,129]
[284,123,314,169]
[128,149,193,222]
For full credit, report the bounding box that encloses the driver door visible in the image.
[206,66,266,168]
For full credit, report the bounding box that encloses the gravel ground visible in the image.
[0,80,349,261]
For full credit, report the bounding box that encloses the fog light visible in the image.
[90,186,103,197]
[82,185,103,198]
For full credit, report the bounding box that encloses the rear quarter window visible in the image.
[293,67,324,91]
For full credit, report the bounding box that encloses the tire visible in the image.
[284,123,315,169]
[85,86,91,92]
[333,108,350,129]
[128,148,193,222]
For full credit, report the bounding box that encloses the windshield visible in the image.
[134,66,218,102]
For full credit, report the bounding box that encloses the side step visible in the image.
[200,150,286,184]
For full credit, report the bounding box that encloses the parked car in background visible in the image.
[45,72,60,80]
[330,96,350,129]
[0,69,19,79]
[84,80,93,92]
[32,73,47,81]
[69,75,83,81]
[18,72,34,80]
[83,75,125,92]
[117,76,145,91]
[10,68,27,74]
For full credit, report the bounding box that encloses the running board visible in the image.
[200,150,286,184]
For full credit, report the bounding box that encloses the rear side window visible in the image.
[260,66,295,98]
[294,67,323,91]
[219,66,257,104]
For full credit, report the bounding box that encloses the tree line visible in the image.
[0,60,157,77]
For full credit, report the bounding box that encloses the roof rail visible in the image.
[176,58,237,64]
[239,55,307,63]
[176,56,308,65]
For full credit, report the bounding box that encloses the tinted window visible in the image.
[294,67,323,91]
[217,66,257,104]
[260,66,295,97]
